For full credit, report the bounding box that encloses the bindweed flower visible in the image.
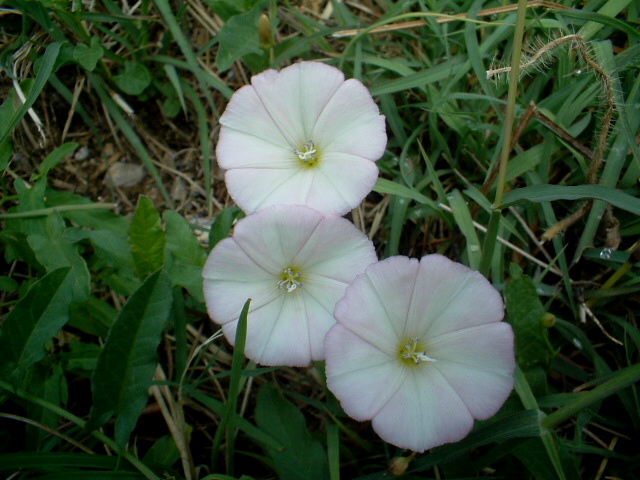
[202,204,377,367]
[217,61,386,215]
[325,254,515,452]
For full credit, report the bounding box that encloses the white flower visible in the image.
[216,61,386,216]
[324,254,515,452]
[202,204,377,367]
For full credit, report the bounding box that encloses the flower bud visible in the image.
[258,14,275,49]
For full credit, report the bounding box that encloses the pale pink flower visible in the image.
[325,254,515,452]
[216,61,386,215]
[202,205,377,367]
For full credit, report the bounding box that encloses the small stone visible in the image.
[106,162,146,187]
[74,146,91,161]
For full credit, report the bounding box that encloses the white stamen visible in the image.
[278,267,303,292]
[295,140,317,162]
[401,337,436,364]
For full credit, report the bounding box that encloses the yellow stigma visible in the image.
[295,140,319,167]
[278,267,304,293]
[399,337,436,366]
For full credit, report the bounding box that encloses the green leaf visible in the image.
[255,383,329,480]
[504,265,553,373]
[499,184,640,216]
[27,212,91,302]
[0,275,19,292]
[209,206,243,249]
[73,37,104,71]
[33,142,78,180]
[0,267,73,383]
[87,270,173,446]
[216,8,264,72]
[448,189,481,270]
[128,196,166,279]
[163,210,207,302]
[411,409,545,472]
[114,61,152,96]
[0,42,61,146]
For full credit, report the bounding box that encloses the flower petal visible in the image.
[371,366,475,452]
[224,167,315,214]
[334,257,420,351]
[203,205,377,366]
[313,79,386,161]
[217,128,297,169]
[325,324,405,420]
[250,62,346,144]
[429,323,515,419]
[217,82,290,152]
[405,254,505,338]
[308,152,379,215]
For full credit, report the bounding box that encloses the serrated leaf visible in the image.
[128,196,166,279]
[114,61,151,96]
[255,383,329,480]
[87,270,172,446]
[27,212,91,302]
[216,8,264,72]
[163,211,207,302]
[504,266,552,372]
[73,37,104,71]
[0,267,73,383]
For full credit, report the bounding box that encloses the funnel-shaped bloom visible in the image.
[202,205,377,366]
[217,61,386,215]
[325,255,515,452]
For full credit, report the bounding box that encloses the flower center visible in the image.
[399,337,436,366]
[294,140,319,167]
[277,267,304,293]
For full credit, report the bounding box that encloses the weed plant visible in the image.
[0,0,639,479]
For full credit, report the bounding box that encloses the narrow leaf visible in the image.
[0,42,61,146]
[87,270,173,446]
[499,184,640,216]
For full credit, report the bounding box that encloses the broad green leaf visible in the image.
[45,189,129,233]
[209,206,243,249]
[216,8,264,72]
[27,212,91,302]
[255,383,329,480]
[68,296,117,338]
[87,270,173,446]
[499,184,640,216]
[73,37,104,71]
[128,196,166,279]
[504,265,554,378]
[0,276,19,292]
[0,267,73,383]
[33,142,78,180]
[114,61,152,96]
[143,433,181,469]
[163,210,207,302]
